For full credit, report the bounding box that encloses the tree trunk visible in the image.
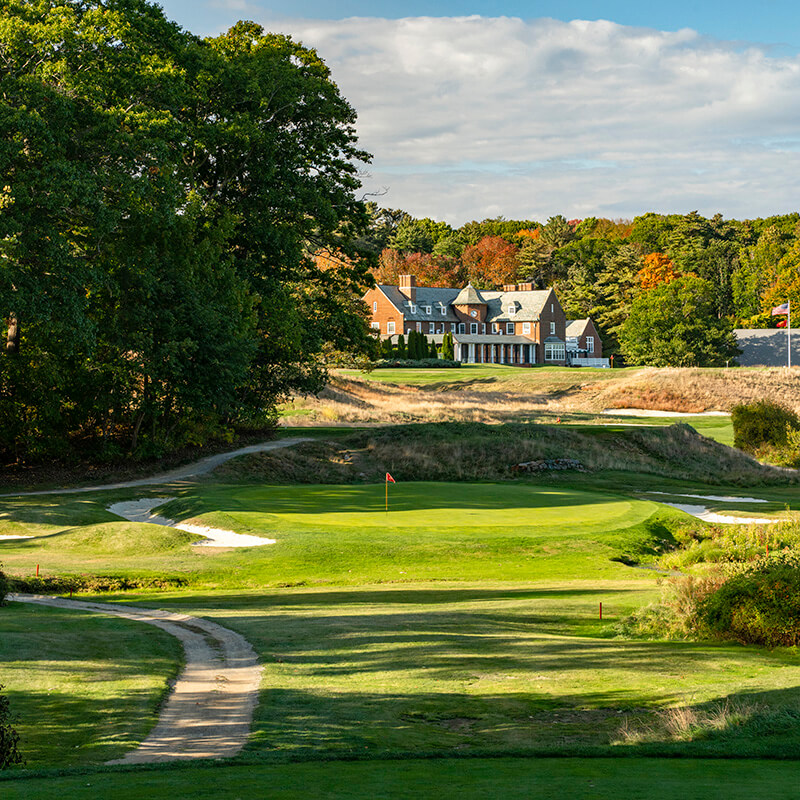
[6,314,19,353]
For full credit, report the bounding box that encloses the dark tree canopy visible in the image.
[0,1,374,460]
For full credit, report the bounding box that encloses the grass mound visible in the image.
[216,422,787,486]
[25,523,200,556]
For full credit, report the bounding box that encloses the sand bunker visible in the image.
[659,501,778,525]
[107,498,275,548]
[0,534,33,540]
[648,491,768,504]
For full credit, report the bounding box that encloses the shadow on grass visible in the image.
[154,586,631,609]
[244,684,800,760]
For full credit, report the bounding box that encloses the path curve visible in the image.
[11,594,262,764]
[0,437,312,498]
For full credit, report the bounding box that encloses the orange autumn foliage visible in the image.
[461,236,520,288]
[638,252,680,290]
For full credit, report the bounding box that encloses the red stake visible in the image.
[36,564,39,577]
[599,602,603,620]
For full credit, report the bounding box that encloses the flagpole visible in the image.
[385,478,388,512]
[789,300,792,370]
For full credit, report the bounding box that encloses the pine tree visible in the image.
[396,334,407,359]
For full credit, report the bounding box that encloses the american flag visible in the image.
[771,302,790,316]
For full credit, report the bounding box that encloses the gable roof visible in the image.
[566,319,590,338]
[376,284,556,323]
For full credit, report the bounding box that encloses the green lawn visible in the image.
[2,471,800,788]
[141,582,800,760]
[4,758,800,800]
[336,364,634,386]
[0,601,181,767]
[0,482,663,585]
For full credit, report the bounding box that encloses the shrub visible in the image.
[373,359,461,369]
[8,574,188,594]
[0,686,22,769]
[699,553,800,647]
[0,565,7,605]
[732,400,800,453]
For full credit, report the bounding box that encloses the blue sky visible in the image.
[163,1,800,46]
[156,1,800,223]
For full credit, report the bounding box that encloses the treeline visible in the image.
[360,206,800,362]
[0,2,375,463]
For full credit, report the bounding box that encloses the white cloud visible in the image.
[261,15,800,223]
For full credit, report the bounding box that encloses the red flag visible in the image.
[385,472,396,483]
[777,319,787,328]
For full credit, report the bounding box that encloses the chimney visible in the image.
[502,284,517,292]
[517,282,533,291]
[399,274,417,302]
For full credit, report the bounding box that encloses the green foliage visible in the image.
[8,574,188,595]
[0,564,7,605]
[731,400,800,453]
[441,331,455,360]
[395,334,407,359]
[700,553,800,647]
[373,358,460,369]
[619,276,740,367]
[0,684,22,769]
[0,2,374,462]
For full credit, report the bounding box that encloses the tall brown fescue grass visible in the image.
[216,422,789,486]
[615,698,765,744]
[283,367,800,427]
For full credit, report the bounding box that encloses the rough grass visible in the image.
[615,698,800,745]
[216,422,789,487]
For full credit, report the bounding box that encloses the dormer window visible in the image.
[440,305,446,316]
[507,305,516,316]
[409,303,417,313]
[424,305,432,314]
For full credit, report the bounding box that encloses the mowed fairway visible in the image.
[4,472,800,794]
[4,758,800,800]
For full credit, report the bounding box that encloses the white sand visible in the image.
[107,498,275,548]
[660,502,778,525]
[0,534,33,540]
[647,491,769,504]
[602,408,729,417]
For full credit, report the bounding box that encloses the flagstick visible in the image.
[385,478,388,513]
[789,300,792,370]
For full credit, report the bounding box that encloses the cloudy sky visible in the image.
[158,1,800,225]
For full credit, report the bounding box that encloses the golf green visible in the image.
[176,482,656,532]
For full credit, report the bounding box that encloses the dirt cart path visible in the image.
[0,437,312,498]
[11,594,262,764]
